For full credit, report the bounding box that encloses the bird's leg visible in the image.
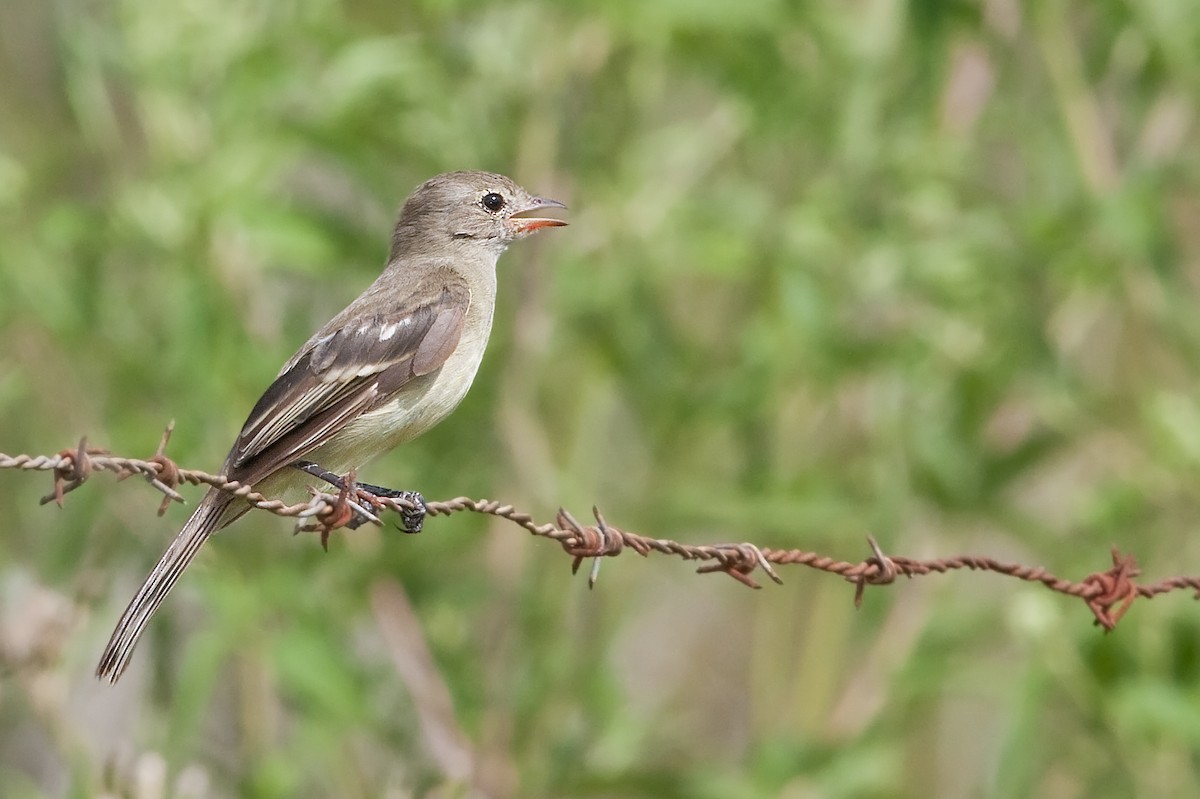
[350,483,426,534]
[291,461,427,533]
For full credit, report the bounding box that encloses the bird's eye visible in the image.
[481,192,506,212]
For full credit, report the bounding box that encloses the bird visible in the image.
[95,170,567,683]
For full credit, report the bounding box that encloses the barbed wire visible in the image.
[2,427,1197,631]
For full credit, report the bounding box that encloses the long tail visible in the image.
[95,491,233,683]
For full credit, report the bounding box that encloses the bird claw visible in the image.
[351,485,426,533]
[290,461,426,537]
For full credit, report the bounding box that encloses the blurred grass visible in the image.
[4,0,1200,797]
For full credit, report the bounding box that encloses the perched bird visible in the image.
[96,170,567,683]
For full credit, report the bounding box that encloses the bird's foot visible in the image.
[353,483,427,533]
[291,461,427,536]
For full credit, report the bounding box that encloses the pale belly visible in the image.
[304,330,488,477]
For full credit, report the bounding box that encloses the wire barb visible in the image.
[557,506,626,588]
[1081,548,1140,630]
[851,535,900,608]
[145,421,185,514]
[696,543,784,589]
[39,437,102,507]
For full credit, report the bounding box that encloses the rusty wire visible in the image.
[2,428,1198,631]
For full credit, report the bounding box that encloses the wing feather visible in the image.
[226,269,470,485]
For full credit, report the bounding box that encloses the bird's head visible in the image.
[391,170,567,259]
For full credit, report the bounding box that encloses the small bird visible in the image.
[96,171,567,682]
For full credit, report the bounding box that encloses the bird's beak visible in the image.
[508,196,568,236]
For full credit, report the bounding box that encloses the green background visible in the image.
[3,1,1200,797]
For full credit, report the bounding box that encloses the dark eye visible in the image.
[481,192,506,212]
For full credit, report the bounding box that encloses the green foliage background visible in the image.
[3,1,1200,796]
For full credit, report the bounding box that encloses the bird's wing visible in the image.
[227,268,470,486]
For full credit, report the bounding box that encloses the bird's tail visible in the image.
[95,491,232,683]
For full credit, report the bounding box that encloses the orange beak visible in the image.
[508,196,568,236]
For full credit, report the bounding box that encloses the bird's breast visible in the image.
[304,290,496,475]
